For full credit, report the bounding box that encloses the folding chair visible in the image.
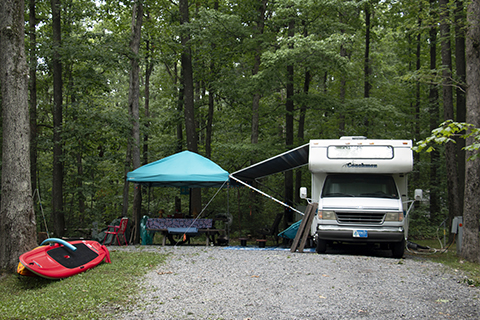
[103,217,128,246]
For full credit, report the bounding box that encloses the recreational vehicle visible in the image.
[301,137,415,258]
[230,136,420,258]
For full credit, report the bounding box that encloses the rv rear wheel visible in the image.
[391,239,405,258]
[316,239,327,254]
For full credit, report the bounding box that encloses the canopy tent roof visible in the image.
[230,143,309,182]
[126,151,229,188]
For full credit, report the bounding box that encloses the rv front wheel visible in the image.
[316,239,327,254]
[391,239,405,258]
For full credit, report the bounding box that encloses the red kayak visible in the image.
[18,238,111,279]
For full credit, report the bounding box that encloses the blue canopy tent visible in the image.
[127,151,230,217]
[127,151,231,244]
[127,151,230,188]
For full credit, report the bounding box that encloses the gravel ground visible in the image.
[112,245,480,319]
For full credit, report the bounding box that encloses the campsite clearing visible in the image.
[112,245,480,319]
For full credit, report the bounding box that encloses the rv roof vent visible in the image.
[340,136,367,140]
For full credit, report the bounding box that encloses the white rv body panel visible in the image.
[309,139,413,176]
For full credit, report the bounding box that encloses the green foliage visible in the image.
[2,0,467,240]
[408,204,449,239]
[0,250,167,319]
[413,120,480,160]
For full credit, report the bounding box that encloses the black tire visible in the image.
[392,239,405,258]
[316,239,327,254]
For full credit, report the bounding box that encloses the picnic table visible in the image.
[143,218,225,246]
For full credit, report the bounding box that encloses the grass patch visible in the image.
[0,249,168,319]
[408,239,480,286]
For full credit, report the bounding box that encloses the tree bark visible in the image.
[180,0,197,153]
[128,0,143,244]
[29,0,38,195]
[455,0,466,210]
[122,144,132,217]
[285,16,295,225]
[51,0,65,237]
[339,43,347,135]
[251,0,267,144]
[180,0,201,215]
[143,16,154,166]
[205,0,219,159]
[176,62,184,153]
[338,11,349,135]
[364,3,372,99]
[461,0,480,263]
[428,0,440,219]
[413,16,422,184]
[206,84,214,159]
[295,69,311,205]
[0,0,37,271]
[440,0,461,238]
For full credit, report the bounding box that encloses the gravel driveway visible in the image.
[113,245,479,319]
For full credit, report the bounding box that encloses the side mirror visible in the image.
[414,189,423,201]
[300,187,307,199]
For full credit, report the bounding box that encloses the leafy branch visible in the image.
[413,120,480,160]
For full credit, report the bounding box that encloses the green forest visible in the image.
[0,0,477,250]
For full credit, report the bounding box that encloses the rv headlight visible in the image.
[319,210,336,220]
[385,212,403,222]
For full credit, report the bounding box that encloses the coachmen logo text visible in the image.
[343,162,378,168]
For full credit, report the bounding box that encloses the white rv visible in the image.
[230,136,420,258]
[301,137,414,258]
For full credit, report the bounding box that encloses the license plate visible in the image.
[353,230,368,238]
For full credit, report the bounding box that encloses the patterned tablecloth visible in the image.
[146,218,213,230]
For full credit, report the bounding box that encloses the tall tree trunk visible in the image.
[455,0,466,211]
[76,147,85,218]
[180,0,201,215]
[295,69,311,205]
[284,17,295,225]
[251,0,267,144]
[205,0,219,159]
[176,63,184,153]
[339,43,347,135]
[206,84,214,159]
[180,0,197,153]
[338,12,349,135]
[0,0,37,271]
[440,0,461,239]
[122,144,132,217]
[413,16,422,184]
[143,29,154,165]
[51,0,65,237]
[364,3,372,99]
[428,0,440,220]
[29,0,38,195]
[128,0,143,244]
[363,3,373,135]
[461,0,480,263]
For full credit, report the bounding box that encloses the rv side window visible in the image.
[322,174,399,199]
[327,145,393,159]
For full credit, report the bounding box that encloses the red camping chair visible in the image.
[103,217,129,246]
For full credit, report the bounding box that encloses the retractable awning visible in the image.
[230,143,309,182]
[229,143,310,216]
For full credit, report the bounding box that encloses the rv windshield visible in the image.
[322,174,399,199]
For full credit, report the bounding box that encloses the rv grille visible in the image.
[336,212,385,224]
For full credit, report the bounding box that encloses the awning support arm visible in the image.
[229,174,304,216]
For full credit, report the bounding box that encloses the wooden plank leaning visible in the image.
[290,203,318,253]
[297,203,317,253]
